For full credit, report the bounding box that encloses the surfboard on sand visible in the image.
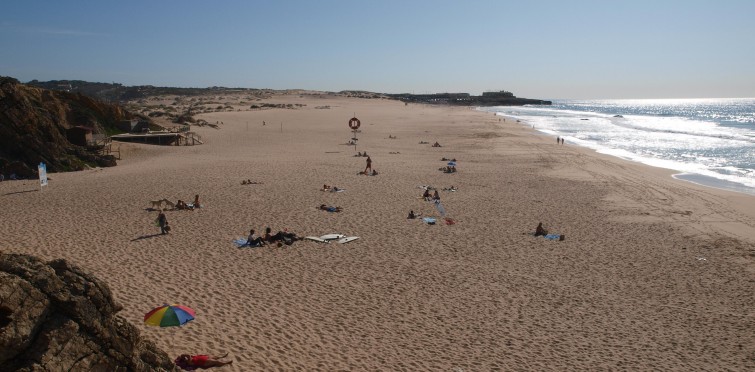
[338,236,359,244]
[304,236,329,243]
[320,233,346,241]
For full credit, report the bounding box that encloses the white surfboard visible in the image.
[304,236,329,243]
[338,236,360,244]
[320,233,346,241]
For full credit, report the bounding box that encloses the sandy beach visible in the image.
[1,94,754,370]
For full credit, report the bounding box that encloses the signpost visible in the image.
[38,162,48,190]
[349,116,360,151]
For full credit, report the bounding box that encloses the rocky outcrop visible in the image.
[0,76,137,177]
[0,253,178,371]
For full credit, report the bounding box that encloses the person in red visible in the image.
[175,353,233,369]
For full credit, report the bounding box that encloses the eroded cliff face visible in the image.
[0,253,178,371]
[0,76,136,177]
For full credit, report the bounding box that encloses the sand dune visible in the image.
[1,95,753,370]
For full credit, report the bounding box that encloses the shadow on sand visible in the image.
[131,233,165,242]
[3,189,38,196]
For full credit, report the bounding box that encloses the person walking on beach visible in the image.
[157,210,168,235]
[364,156,372,174]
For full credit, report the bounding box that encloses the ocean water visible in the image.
[481,98,755,195]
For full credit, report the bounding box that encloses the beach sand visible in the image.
[1,94,754,370]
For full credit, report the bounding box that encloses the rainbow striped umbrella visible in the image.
[144,304,195,327]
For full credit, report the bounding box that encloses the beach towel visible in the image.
[544,234,561,240]
[434,200,446,217]
[234,238,260,248]
[422,217,436,225]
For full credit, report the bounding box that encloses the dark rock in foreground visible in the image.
[0,253,177,371]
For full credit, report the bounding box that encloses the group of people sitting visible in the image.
[319,204,343,213]
[439,165,457,173]
[175,194,201,210]
[422,188,440,201]
[354,151,369,157]
[246,227,300,247]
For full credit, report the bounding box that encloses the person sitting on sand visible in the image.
[407,210,417,219]
[193,194,201,208]
[535,222,548,237]
[174,353,233,369]
[246,229,265,247]
[319,204,343,213]
[432,141,441,147]
[422,189,432,201]
[176,200,190,210]
[433,190,440,201]
[322,184,331,191]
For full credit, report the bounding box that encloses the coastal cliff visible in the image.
[0,76,139,177]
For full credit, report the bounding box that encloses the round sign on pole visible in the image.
[348,117,361,130]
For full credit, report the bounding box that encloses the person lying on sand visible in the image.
[175,200,192,210]
[242,179,263,185]
[263,227,299,246]
[319,204,343,213]
[174,353,232,369]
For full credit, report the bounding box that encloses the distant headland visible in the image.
[386,91,552,106]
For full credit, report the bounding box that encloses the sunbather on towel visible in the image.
[319,204,342,213]
[246,229,265,246]
[175,353,232,369]
[263,227,299,245]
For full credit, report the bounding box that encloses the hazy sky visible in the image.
[2,0,754,99]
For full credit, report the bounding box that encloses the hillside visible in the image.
[0,76,140,177]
